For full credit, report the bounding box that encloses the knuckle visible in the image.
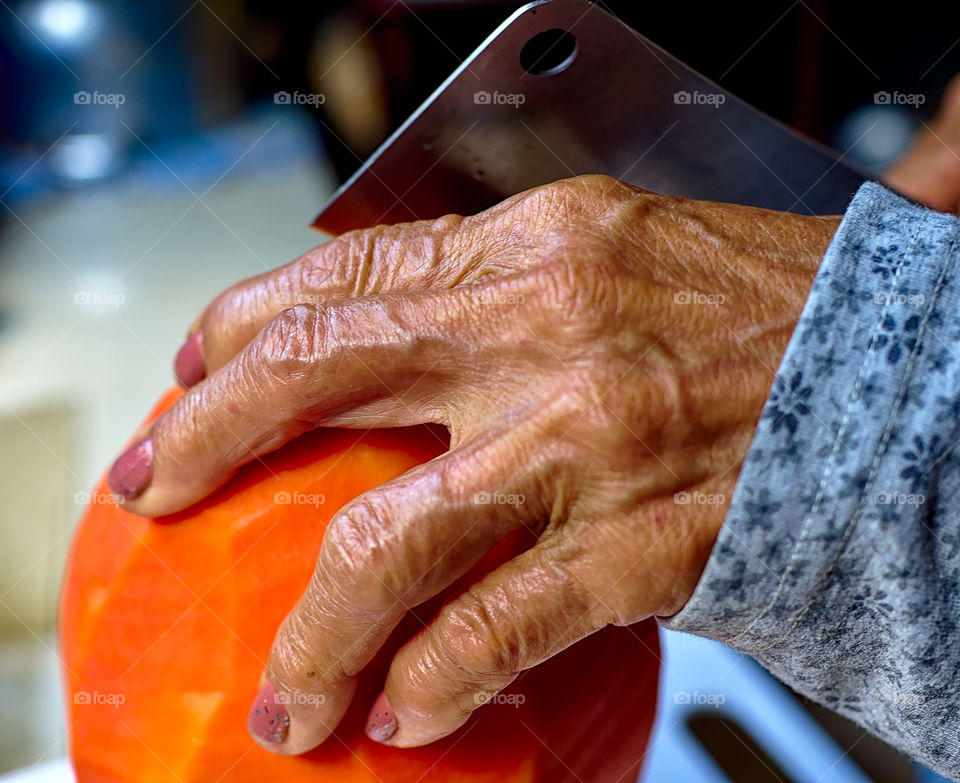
[323,499,383,571]
[320,496,395,605]
[255,304,327,383]
[428,453,474,506]
[307,216,465,296]
[313,228,379,297]
[281,227,403,303]
[569,173,631,201]
[294,243,352,300]
[523,175,629,220]
[439,586,527,678]
[521,180,582,223]
[389,215,467,286]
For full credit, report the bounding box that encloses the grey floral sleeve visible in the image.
[661,182,960,779]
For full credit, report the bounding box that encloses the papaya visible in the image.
[59,388,660,782]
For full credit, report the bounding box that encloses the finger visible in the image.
[883,74,960,212]
[368,538,611,748]
[173,172,604,387]
[247,430,548,753]
[113,284,507,516]
[370,494,721,748]
[175,214,486,385]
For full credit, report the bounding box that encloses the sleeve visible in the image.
[660,182,960,779]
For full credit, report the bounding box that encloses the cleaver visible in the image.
[312,0,870,235]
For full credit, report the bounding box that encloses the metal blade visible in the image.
[312,0,869,235]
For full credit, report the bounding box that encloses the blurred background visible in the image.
[0,0,957,780]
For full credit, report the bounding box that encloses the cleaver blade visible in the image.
[312,0,870,235]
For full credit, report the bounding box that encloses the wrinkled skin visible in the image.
[115,173,839,752]
[110,69,960,758]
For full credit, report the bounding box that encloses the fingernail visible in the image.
[248,680,290,745]
[109,439,153,502]
[365,691,397,743]
[174,331,206,388]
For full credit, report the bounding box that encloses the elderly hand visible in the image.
[109,175,839,753]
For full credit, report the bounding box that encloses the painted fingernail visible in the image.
[174,331,206,388]
[109,439,153,502]
[248,680,290,745]
[365,691,397,743]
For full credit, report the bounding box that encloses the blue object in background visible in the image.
[0,0,207,188]
[645,630,951,781]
